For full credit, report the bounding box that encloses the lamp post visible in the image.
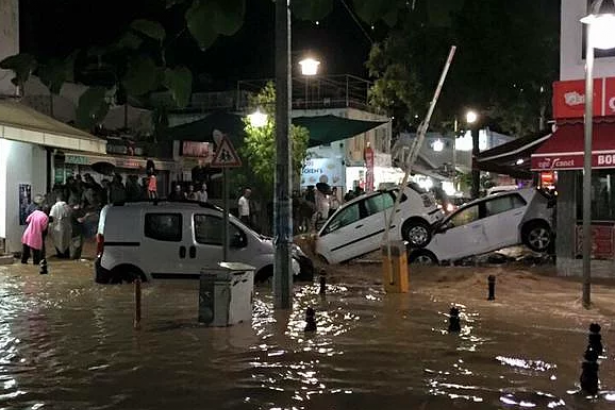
[466,110,480,199]
[580,0,615,308]
[248,109,268,128]
[299,57,320,108]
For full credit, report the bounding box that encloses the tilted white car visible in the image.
[408,188,554,265]
[315,184,444,264]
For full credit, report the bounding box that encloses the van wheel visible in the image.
[409,250,437,265]
[111,266,146,284]
[255,266,273,285]
[522,221,552,252]
[402,220,432,248]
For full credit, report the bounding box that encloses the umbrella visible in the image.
[316,182,332,195]
[91,161,116,176]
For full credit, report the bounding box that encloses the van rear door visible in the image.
[141,211,187,278]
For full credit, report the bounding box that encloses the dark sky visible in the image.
[19,0,374,90]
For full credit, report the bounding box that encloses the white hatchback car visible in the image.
[408,188,554,265]
[315,184,444,264]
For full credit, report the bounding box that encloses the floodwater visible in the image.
[0,261,613,409]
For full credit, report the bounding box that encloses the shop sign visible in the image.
[65,155,90,165]
[116,158,143,169]
[301,158,343,187]
[553,77,615,119]
[532,151,615,171]
[576,225,615,259]
[182,141,212,158]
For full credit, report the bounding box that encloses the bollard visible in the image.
[487,275,496,301]
[319,271,327,295]
[304,307,317,332]
[580,347,600,396]
[134,276,142,330]
[588,323,603,357]
[448,306,461,333]
[39,259,48,275]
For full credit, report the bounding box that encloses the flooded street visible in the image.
[1,260,614,409]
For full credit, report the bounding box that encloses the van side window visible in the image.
[194,214,242,246]
[144,213,183,242]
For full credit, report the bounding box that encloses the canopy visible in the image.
[531,120,615,171]
[166,111,388,148]
[0,99,106,154]
[477,130,552,179]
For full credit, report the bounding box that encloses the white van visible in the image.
[94,201,314,283]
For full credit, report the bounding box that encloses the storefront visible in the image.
[0,100,106,253]
[530,76,615,276]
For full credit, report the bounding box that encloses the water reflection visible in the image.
[0,263,613,409]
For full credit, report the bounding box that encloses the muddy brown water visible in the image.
[0,261,614,409]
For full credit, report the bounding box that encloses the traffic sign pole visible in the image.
[222,168,229,262]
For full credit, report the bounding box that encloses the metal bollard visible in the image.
[488,275,496,300]
[304,307,317,332]
[448,306,461,333]
[580,347,599,396]
[134,277,142,330]
[588,323,603,357]
[39,259,48,275]
[319,272,327,295]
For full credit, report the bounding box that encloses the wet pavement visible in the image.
[1,259,614,409]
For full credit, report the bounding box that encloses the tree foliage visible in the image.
[367,0,558,137]
[242,82,309,195]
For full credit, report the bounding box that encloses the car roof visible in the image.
[451,188,535,212]
[108,200,223,213]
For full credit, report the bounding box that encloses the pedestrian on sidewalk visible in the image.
[68,201,91,260]
[21,209,49,265]
[238,188,252,227]
[197,183,208,203]
[49,195,71,258]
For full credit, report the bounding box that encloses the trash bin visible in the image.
[199,262,255,327]
[381,241,409,293]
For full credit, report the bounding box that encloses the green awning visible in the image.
[293,115,387,147]
[165,112,388,148]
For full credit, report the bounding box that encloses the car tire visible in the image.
[408,250,438,265]
[522,221,552,253]
[255,266,273,284]
[111,265,145,284]
[402,220,432,248]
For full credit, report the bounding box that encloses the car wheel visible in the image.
[409,250,437,265]
[522,221,552,252]
[402,220,432,248]
[255,266,273,284]
[111,266,144,284]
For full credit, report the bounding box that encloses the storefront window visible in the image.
[576,170,615,221]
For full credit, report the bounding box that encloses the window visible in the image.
[145,213,182,242]
[194,214,243,246]
[324,201,368,234]
[366,193,395,215]
[485,195,526,217]
[450,205,480,227]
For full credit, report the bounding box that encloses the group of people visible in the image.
[168,182,209,202]
[21,193,92,265]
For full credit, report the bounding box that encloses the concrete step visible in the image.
[0,255,15,265]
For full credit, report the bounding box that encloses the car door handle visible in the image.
[189,246,196,259]
[355,224,364,229]
[179,246,186,258]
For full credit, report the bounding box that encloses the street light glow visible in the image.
[299,58,320,76]
[432,139,444,152]
[581,13,615,50]
[248,109,268,128]
[466,110,478,124]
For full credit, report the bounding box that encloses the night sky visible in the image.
[19,0,375,89]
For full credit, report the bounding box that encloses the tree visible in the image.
[241,82,309,198]
[367,0,559,137]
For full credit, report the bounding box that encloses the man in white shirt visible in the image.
[196,183,208,203]
[238,188,251,226]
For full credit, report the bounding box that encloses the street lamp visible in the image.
[466,109,480,199]
[299,57,320,108]
[580,0,615,308]
[248,108,268,128]
[432,139,444,152]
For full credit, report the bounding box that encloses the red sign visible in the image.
[553,78,604,119]
[364,146,374,192]
[607,77,615,117]
[182,141,212,158]
[539,171,555,187]
[576,225,615,259]
[531,151,615,171]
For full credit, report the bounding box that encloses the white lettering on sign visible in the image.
[598,154,615,166]
[564,91,585,107]
[536,157,576,170]
[609,96,615,113]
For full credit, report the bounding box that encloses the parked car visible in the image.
[408,188,554,265]
[486,185,519,196]
[315,184,444,264]
[95,201,314,283]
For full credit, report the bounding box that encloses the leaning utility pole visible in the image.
[273,0,293,309]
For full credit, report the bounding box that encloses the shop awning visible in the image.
[166,111,388,148]
[531,121,615,171]
[0,99,106,154]
[477,130,552,179]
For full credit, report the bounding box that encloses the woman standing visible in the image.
[329,187,340,218]
[49,195,71,258]
[21,208,49,265]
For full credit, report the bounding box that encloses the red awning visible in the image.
[531,122,615,171]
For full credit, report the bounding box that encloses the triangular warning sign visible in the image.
[211,135,242,168]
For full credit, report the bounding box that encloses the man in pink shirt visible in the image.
[21,209,49,265]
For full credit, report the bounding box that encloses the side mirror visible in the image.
[230,233,245,248]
